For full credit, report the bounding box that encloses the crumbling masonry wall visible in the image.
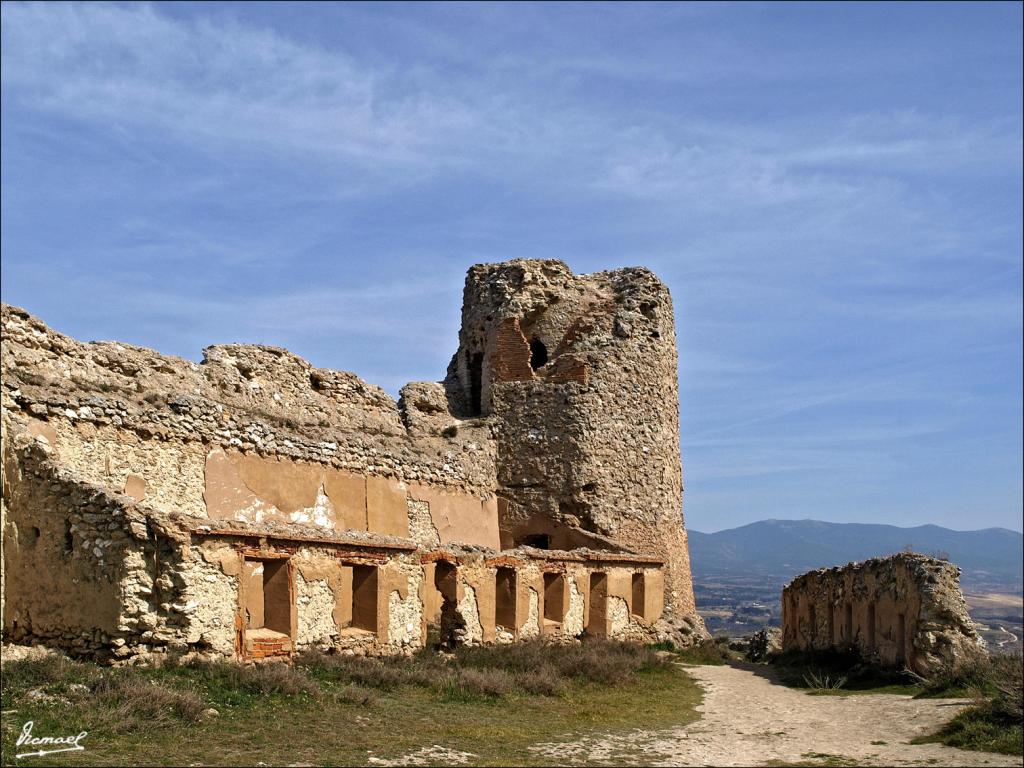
[782,553,984,676]
[445,261,698,622]
[419,548,663,647]
[2,257,705,660]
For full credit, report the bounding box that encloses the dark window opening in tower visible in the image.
[529,337,548,370]
[519,533,550,549]
[469,352,483,415]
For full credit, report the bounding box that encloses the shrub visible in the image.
[334,684,379,706]
[0,655,100,706]
[456,668,514,697]
[296,651,443,690]
[989,652,1023,723]
[297,639,665,697]
[91,675,205,733]
[675,637,735,666]
[184,658,321,698]
[914,701,1024,756]
[802,669,847,692]
[918,653,994,698]
[912,651,1022,756]
[515,664,566,696]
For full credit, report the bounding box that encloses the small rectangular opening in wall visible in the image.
[631,573,646,619]
[435,561,457,603]
[495,567,517,630]
[242,557,294,659]
[468,353,484,415]
[351,565,378,633]
[844,603,853,643]
[828,601,835,645]
[896,613,906,662]
[63,520,74,555]
[262,559,292,636]
[520,533,550,549]
[543,573,565,624]
[587,572,607,636]
[867,603,876,648]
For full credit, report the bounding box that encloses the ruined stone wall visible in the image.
[0,302,498,509]
[1,420,181,660]
[1,303,504,553]
[444,260,699,630]
[781,553,984,675]
[173,533,429,661]
[421,548,664,647]
[1,256,695,658]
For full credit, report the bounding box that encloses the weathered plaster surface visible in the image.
[563,573,585,637]
[180,546,237,656]
[296,571,337,647]
[458,584,484,646]
[608,596,630,637]
[385,556,424,650]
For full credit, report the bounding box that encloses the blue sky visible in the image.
[2,2,1021,533]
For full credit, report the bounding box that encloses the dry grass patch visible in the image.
[1,640,697,766]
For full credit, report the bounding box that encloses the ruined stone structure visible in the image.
[781,553,984,675]
[0,259,704,663]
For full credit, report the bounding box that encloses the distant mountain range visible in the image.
[688,519,1023,588]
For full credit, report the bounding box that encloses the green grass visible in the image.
[0,641,703,766]
[912,702,1023,756]
[912,651,1023,756]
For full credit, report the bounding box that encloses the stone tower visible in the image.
[445,259,699,620]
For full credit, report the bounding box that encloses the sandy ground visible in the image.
[528,663,1024,767]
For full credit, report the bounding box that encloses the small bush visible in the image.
[515,664,566,696]
[913,651,1022,756]
[918,653,994,698]
[802,669,847,692]
[297,639,664,698]
[184,658,321,698]
[0,655,100,706]
[91,675,205,733]
[675,637,735,666]
[990,652,1023,722]
[333,684,378,706]
[914,700,1023,756]
[456,668,514,697]
[249,662,322,697]
[296,651,443,690]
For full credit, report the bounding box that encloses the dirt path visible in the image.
[528,663,1023,767]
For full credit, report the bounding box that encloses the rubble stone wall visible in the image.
[444,260,698,622]
[1,303,497,497]
[1,256,705,658]
[782,553,984,675]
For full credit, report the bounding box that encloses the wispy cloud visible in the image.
[2,1,1020,531]
[1,2,485,173]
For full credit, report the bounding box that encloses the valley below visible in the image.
[689,518,1023,650]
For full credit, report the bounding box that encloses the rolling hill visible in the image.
[688,519,1023,588]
